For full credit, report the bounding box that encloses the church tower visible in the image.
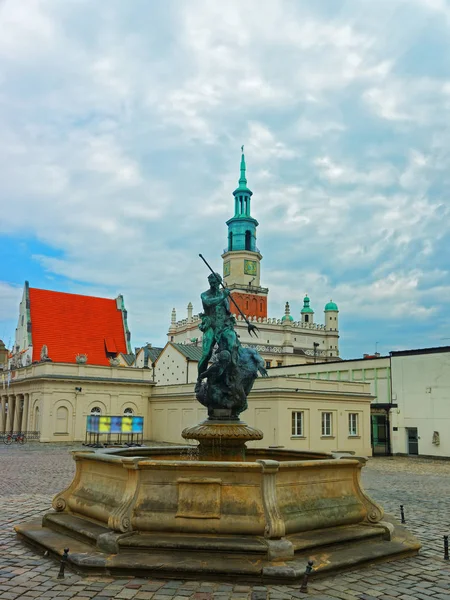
[222,148,268,318]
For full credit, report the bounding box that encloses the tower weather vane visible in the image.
[241,144,244,153]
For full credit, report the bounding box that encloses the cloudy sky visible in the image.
[1,0,450,358]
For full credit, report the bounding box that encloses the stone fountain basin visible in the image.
[15,445,421,581]
[50,446,383,538]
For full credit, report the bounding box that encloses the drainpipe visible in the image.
[388,353,393,456]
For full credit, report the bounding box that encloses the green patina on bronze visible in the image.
[195,264,267,420]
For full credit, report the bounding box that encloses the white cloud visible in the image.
[0,281,22,327]
[267,268,441,322]
[364,78,450,124]
[0,0,450,357]
[247,122,297,162]
[314,156,397,186]
[297,118,345,139]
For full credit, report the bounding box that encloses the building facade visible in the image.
[154,343,203,385]
[269,356,392,455]
[0,361,153,442]
[150,376,373,456]
[390,347,450,458]
[169,150,341,367]
[271,346,450,459]
[0,340,7,371]
[0,357,372,456]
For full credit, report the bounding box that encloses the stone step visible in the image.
[15,516,421,583]
[264,524,422,582]
[119,531,268,554]
[43,512,385,557]
[43,512,110,547]
[288,522,386,552]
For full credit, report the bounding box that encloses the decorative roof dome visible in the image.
[301,294,314,314]
[281,301,294,322]
[325,299,338,311]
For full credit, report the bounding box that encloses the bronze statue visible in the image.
[196,256,267,420]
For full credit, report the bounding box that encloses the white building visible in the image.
[390,347,450,458]
[271,346,450,459]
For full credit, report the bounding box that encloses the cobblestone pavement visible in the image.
[1,444,449,600]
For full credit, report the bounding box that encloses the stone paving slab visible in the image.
[0,444,449,599]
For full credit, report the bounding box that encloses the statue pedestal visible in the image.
[182,418,263,461]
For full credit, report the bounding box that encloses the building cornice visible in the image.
[9,373,155,386]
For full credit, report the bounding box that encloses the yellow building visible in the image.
[0,361,154,442]
[150,376,373,456]
[1,358,373,457]
[0,339,8,371]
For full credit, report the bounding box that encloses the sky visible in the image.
[1,0,450,359]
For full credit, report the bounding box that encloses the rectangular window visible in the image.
[349,413,359,436]
[265,360,271,369]
[277,361,282,367]
[321,412,332,436]
[291,411,304,437]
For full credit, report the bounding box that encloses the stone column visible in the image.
[0,396,6,433]
[13,394,23,432]
[6,395,14,432]
[22,393,30,433]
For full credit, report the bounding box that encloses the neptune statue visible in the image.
[195,255,268,420]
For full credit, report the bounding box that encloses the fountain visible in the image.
[15,267,420,582]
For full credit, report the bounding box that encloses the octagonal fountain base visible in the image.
[15,444,421,583]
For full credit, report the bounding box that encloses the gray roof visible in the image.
[121,353,135,366]
[145,346,163,365]
[172,343,203,362]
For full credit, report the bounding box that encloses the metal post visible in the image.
[400,505,405,524]
[57,548,69,579]
[300,560,314,593]
[444,535,449,561]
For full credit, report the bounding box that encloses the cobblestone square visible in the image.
[1,443,449,599]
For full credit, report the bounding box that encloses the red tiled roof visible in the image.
[29,288,128,366]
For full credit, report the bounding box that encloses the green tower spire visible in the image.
[234,145,252,196]
[226,147,258,252]
[239,145,247,188]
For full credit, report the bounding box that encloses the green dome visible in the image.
[325,300,338,311]
[301,295,314,314]
[281,314,294,322]
[282,301,294,321]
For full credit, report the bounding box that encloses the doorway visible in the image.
[406,427,419,455]
[371,414,389,455]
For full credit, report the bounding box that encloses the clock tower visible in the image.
[222,148,268,319]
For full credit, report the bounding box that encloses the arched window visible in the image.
[245,230,251,251]
[228,231,233,251]
[246,300,249,310]
[56,406,69,434]
[124,407,134,416]
[260,302,263,312]
[304,314,309,323]
[90,406,101,415]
